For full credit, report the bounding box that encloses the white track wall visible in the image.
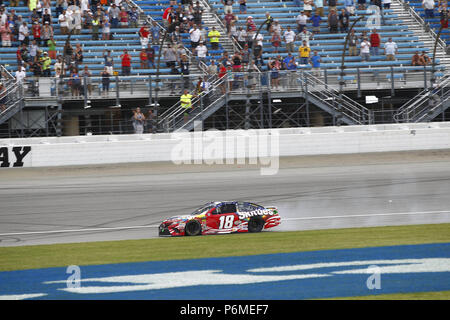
[1,122,450,168]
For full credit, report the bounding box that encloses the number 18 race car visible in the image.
[159,201,281,237]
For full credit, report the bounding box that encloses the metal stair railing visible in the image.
[158,76,226,132]
[300,71,373,125]
[394,73,450,122]
[0,81,25,126]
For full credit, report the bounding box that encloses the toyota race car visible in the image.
[159,201,281,236]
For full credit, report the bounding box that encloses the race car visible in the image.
[158,201,281,237]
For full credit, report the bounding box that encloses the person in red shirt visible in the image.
[32,22,41,46]
[139,24,150,48]
[140,49,148,69]
[218,63,227,94]
[370,28,381,56]
[120,49,131,75]
[162,6,173,28]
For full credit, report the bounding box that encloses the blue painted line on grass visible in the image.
[0,243,449,299]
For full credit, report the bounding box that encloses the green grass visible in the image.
[330,291,450,300]
[0,223,449,272]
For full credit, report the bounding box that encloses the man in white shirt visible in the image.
[15,66,26,84]
[58,9,68,35]
[299,28,313,47]
[189,25,202,49]
[18,21,29,45]
[296,11,307,33]
[195,41,208,66]
[360,37,371,61]
[283,26,296,53]
[384,37,398,61]
[422,0,435,18]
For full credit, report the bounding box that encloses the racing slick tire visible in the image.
[248,216,265,233]
[185,220,202,236]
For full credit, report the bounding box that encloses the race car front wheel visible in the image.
[248,217,265,233]
[185,220,202,236]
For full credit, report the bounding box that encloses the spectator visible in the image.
[81,65,92,96]
[40,51,51,77]
[180,88,193,123]
[101,67,110,96]
[18,21,29,46]
[150,21,160,45]
[54,55,64,78]
[189,24,201,49]
[419,51,432,65]
[146,109,155,133]
[382,0,391,10]
[370,28,381,56]
[63,41,73,67]
[345,0,356,15]
[311,10,322,34]
[132,107,146,134]
[41,21,52,47]
[139,23,150,48]
[265,12,274,32]
[269,57,280,90]
[347,29,358,56]
[218,63,227,93]
[29,39,39,61]
[163,43,177,68]
[193,1,203,25]
[384,37,398,61]
[283,26,296,53]
[360,37,371,61]
[222,0,234,14]
[195,41,208,67]
[129,7,138,28]
[358,0,366,10]
[102,18,111,40]
[232,51,242,72]
[15,66,26,84]
[299,28,313,47]
[108,4,120,29]
[207,59,218,80]
[296,11,307,33]
[411,51,421,66]
[119,7,128,28]
[0,22,12,47]
[224,10,236,35]
[162,5,173,28]
[239,0,247,14]
[271,31,281,53]
[103,49,114,75]
[180,54,190,90]
[70,69,82,97]
[339,8,350,33]
[328,9,339,33]
[208,26,221,50]
[315,0,324,17]
[92,14,100,40]
[58,9,68,35]
[236,26,247,49]
[146,44,155,68]
[303,0,314,17]
[283,52,297,86]
[120,49,131,76]
[439,2,449,28]
[422,0,435,18]
[42,8,51,25]
[309,50,321,77]
[270,20,283,36]
[329,0,338,12]
[298,40,310,65]
[31,21,41,46]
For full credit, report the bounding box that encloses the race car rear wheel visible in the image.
[248,217,265,233]
[185,220,202,236]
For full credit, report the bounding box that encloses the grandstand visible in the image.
[0,0,449,137]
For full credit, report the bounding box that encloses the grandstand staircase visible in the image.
[392,0,450,71]
[158,72,373,132]
[0,82,25,126]
[394,74,450,122]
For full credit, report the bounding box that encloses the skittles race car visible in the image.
[158,201,281,236]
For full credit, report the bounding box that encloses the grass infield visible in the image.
[1,223,449,272]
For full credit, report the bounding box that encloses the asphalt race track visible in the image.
[1,151,450,247]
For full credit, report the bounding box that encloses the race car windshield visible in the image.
[190,203,214,215]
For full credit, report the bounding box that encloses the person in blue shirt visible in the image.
[310,50,321,77]
[283,53,298,87]
[311,11,322,34]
